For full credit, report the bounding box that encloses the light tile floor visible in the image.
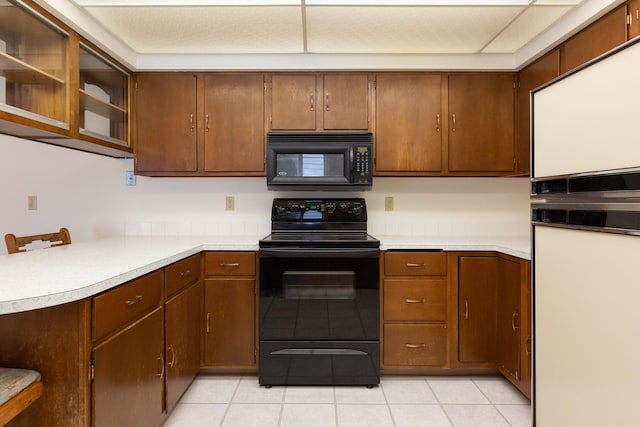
[164,375,531,427]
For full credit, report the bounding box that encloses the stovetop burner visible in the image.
[260,198,378,248]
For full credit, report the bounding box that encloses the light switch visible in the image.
[28,195,37,211]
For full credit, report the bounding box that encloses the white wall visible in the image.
[0,134,530,255]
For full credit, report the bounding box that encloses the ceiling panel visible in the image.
[83,6,304,53]
[71,0,597,58]
[482,5,572,52]
[306,6,523,53]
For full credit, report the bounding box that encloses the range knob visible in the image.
[352,204,362,215]
[339,202,348,212]
[275,205,287,216]
[326,202,336,213]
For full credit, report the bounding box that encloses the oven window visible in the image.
[276,153,344,177]
[283,271,355,299]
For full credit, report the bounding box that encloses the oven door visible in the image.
[258,247,379,385]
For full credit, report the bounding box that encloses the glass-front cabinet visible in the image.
[78,43,129,146]
[0,0,68,128]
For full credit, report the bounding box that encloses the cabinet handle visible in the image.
[125,295,143,306]
[309,93,315,111]
[189,114,194,132]
[406,263,424,268]
[156,354,165,379]
[452,114,457,132]
[512,310,519,332]
[167,344,176,368]
[405,298,425,304]
[436,114,440,132]
[220,262,240,268]
[325,93,330,111]
[180,269,191,278]
[526,334,532,357]
[463,299,469,320]
[205,114,210,132]
[405,343,426,349]
[206,312,210,333]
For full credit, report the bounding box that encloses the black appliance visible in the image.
[258,198,380,386]
[266,132,373,191]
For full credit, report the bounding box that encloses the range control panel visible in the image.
[271,198,367,221]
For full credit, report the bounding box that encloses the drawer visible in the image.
[383,323,447,367]
[384,252,446,276]
[93,270,162,341]
[383,279,446,321]
[205,252,255,276]
[166,254,201,297]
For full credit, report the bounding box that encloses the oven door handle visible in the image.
[259,247,379,258]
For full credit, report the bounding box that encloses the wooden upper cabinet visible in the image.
[135,73,198,172]
[270,74,317,130]
[448,74,515,173]
[203,73,265,173]
[270,73,369,131]
[374,73,443,173]
[630,0,640,40]
[517,49,560,175]
[561,5,627,74]
[323,73,369,130]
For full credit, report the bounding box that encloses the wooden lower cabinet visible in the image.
[165,281,203,412]
[497,258,521,383]
[383,324,447,366]
[381,251,449,368]
[93,307,165,427]
[457,256,498,364]
[203,252,257,368]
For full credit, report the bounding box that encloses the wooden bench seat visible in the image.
[0,368,43,426]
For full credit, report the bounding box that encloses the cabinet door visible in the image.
[561,5,627,74]
[375,74,442,172]
[135,73,197,172]
[520,261,532,399]
[204,278,256,367]
[270,74,317,130]
[323,73,369,130]
[497,258,521,383]
[165,281,202,412]
[458,256,498,363]
[93,307,164,427]
[631,0,640,39]
[448,74,515,172]
[517,49,559,176]
[203,74,265,173]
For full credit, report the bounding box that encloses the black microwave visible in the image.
[266,132,373,191]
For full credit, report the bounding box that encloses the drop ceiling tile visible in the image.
[305,6,524,54]
[483,5,572,52]
[83,6,304,53]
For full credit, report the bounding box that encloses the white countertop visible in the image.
[0,234,529,315]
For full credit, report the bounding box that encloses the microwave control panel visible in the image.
[354,145,372,183]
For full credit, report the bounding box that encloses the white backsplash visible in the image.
[1,134,530,255]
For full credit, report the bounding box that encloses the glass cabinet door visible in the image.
[0,0,68,128]
[79,43,129,146]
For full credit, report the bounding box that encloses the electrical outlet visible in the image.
[225,196,235,211]
[27,195,37,211]
[385,196,394,211]
[125,171,136,186]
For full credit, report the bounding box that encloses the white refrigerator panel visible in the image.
[535,226,640,426]
[533,40,640,178]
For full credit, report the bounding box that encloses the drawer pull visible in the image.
[220,262,240,268]
[406,263,425,268]
[156,354,165,379]
[405,343,426,349]
[405,298,425,304]
[125,295,143,306]
[167,344,176,368]
[180,269,191,278]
